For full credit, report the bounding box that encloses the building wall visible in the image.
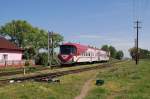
[0,52,22,61]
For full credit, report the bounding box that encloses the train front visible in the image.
[58,44,76,64]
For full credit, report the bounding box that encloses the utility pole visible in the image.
[48,31,54,69]
[134,20,141,65]
[51,31,54,61]
[48,31,51,67]
[48,31,60,67]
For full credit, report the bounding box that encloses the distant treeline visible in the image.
[101,45,124,60]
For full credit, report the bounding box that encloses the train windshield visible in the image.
[60,45,76,55]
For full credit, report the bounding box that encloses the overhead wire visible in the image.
[132,0,149,48]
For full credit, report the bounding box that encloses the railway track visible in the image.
[0,62,105,77]
[0,61,123,85]
[0,65,59,77]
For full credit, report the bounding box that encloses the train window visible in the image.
[86,52,88,56]
[82,53,84,56]
[60,45,76,55]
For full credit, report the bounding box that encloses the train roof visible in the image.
[61,42,102,50]
[61,42,107,55]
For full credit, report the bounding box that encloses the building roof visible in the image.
[0,36,23,51]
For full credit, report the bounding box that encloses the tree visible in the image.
[129,47,136,60]
[51,32,64,48]
[129,47,150,60]
[101,45,109,52]
[139,49,150,59]
[35,53,48,66]
[116,50,124,60]
[109,46,117,58]
[0,20,64,60]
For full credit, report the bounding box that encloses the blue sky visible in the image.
[0,0,150,57]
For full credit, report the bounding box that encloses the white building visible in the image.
[0,36,23,67]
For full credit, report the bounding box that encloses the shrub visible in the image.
[35,53,48,66]
[25,60,30,66]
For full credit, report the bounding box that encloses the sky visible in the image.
[0,0,150,57]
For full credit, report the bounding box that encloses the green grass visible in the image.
[0,70,97,99]
[0,60,149,99]
[85,60,150,99]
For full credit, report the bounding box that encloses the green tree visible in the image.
[139,49,150,59]
[116,50,124,60]
[129,47,137,60]
[101,45,109,52]
[109,46,117,58]
[129,47,150,60]
[0,20,63,60]
[35,53,48,66]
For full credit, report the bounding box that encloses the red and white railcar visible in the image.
[58,43,109,64]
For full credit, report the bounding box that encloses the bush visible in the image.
[28,67,36,72]
[35,53,48,66]
[35,53,59,66]
[25,60,30,66]
[115,50,124,60]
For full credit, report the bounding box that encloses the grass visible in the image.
[0,60,149,99]
[85,60,150,99]
[0,70,97,99]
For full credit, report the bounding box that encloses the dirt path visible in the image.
[74,72,97,99]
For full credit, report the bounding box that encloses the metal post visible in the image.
[23,66,26,75]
